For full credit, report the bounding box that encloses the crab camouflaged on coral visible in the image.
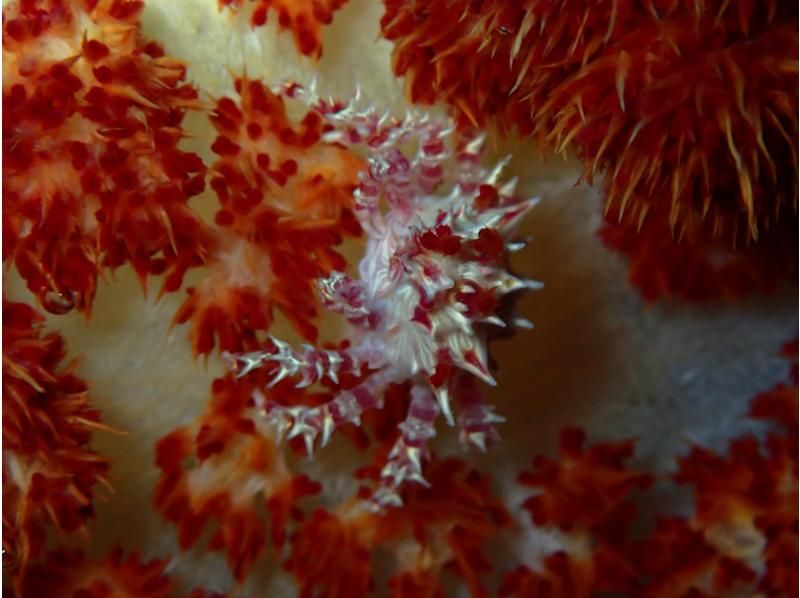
[225,81,541,507]
[3,0,797,595]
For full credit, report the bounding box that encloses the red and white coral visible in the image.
[666,342,798,596]
[3,0,207,315]
[381,0,798,300]
[382,0,798,242]
[153,372,321,581]
[218,0,348,58]
[501,342,799,598]
[173,76,363,357]
[2,299,110,585]
[501,428,652,597]
[225,82,540,505]
[286,456,510,597]
[16,546,175,597]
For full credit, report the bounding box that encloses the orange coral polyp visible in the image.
[210,77,363,225]
[283,456,509,597]
[174,76,363,357]
[383,0,798,245]
[672,395,798,595]
[153,373,322,580]
[286,507,376,597]
[2,299,110,579]
[219,0,348,58]
[3,0,209,314]
[519,427,652,534]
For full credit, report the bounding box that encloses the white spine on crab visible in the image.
[224,338,359,388]
[373,385,439,508]
[317,271,371,324]
[455,376,506,452]
[228,82,541,505]
[257,367,397,455]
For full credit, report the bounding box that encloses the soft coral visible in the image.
[2,299,110,586]
[3,0,208,315]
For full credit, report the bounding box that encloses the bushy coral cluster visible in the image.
[174,76,363,356]
[151,337,797,596]
[381,0,799,300]
[501,428,653,597]
[3,0,364,353]
[500,342,798,597]
[218,0,348,58]
[3,0,208,314]
[2,299,110,591]
[286,456,511,597]
[153,372,322,581]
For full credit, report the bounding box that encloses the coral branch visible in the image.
[3,0,208,315]
[219,0,347,58]
[153,373,321,580]
[2,299,110,584]
[174,76,363,356]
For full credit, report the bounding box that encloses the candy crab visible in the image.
[224,82,541,506]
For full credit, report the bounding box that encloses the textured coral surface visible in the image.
[382,0,798,301]
[2,0,798,596]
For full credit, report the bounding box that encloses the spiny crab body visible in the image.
[225,82,540,506]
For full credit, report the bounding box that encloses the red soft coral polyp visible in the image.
[174,76,363,357]
[2,299,110,582]
[286,506,376,597]
[382,0,798,301]
[219,0,348,58]
[502,428,654,597]
[519,427,652,535]
[3,0,208,315]
[284,456,509,598]
[17,547,175,598]
[601,203,798,301]
[153,373,321,580]
[383,0,798,243]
